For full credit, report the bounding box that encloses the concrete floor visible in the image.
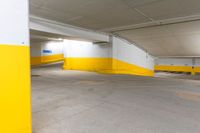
[32,63,200,133]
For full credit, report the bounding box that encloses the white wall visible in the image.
[194,59,200,66]
[31,41,64,57]
[0,1,29,45]
[155,58,193,66]
[113,37,155,70]
[63,37,155,71]
[42,41,64,56]
[63,40,112,58]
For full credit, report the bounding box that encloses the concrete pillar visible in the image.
[0,1,31,133]
[191,71,196,76]
[192,58,196,76]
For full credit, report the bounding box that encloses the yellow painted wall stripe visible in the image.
[155,65,193,72]
[63,57,154,77]
[155,65,200,74]
[194,66,200,73]
[111,58,154,76]
[63,57,112,71]
[31,54,64,65]
[0,45,32,133]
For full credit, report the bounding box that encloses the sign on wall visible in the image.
[43,50,52,53]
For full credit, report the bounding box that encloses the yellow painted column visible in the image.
[0,1,32,133]
[191,71,196,76]
[191,67,196,76]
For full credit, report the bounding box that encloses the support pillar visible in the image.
[192,58,196,76]
[0,1,32,133]
[191,69,196,76]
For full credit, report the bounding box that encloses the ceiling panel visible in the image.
[30,0,200,31]
[136,0,200,20]
[117,20,200,56]
[30,0,149,30]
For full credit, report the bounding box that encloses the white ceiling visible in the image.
[30,0,200,56]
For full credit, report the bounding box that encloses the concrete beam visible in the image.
[100,14,200,32]
[30,16,109,42]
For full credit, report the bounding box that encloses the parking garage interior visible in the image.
[1,0,200,133]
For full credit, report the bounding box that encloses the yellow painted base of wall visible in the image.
[194,66,200,73]
[63,58,154,77]
[111,59,154,76]
[0,45,32,133]
[154,65,200,75]
[155,65,193,72]
[63,57,112,71]
[31,54,64,65]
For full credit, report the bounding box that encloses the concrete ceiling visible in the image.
[30,30,71,43]
[30,30,91,43]
[117,20,200,56]
[30,0,200,56]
